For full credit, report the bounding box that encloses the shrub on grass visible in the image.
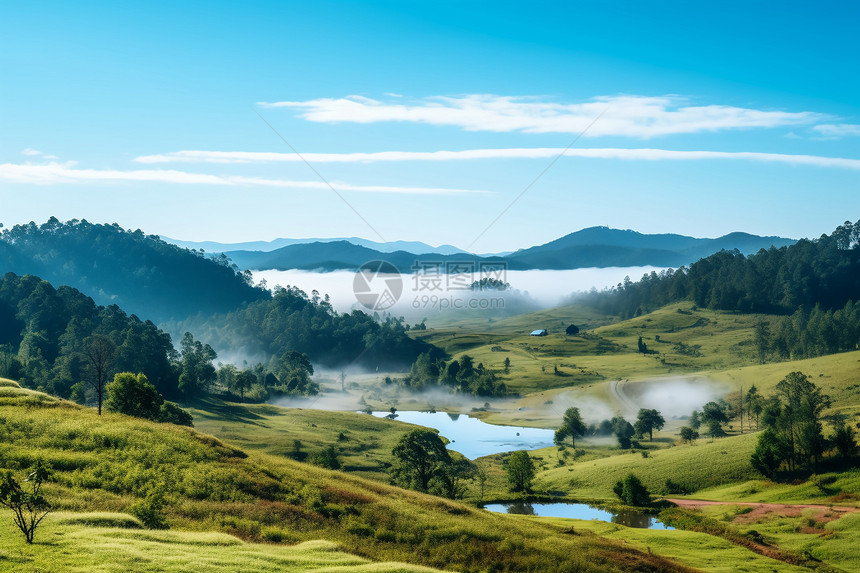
[130,491,169,529]
[613,473,651,506]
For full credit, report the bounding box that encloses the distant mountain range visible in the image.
[163,236,468,256]
[221,227,797,272]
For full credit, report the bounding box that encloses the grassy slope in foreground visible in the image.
[0,513,443,573]
[0,379,691,573]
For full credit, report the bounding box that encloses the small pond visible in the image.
[369,411,555,459]
[483,502,674,530]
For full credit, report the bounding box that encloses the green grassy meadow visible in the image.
[0,513,446,573]
[0,380,695,573]
[2,296,859,572]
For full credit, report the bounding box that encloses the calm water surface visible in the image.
[369,410,555,459]
[484,502,674,530]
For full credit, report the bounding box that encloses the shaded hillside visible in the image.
[0,272,177,397]
[0,218,269,322]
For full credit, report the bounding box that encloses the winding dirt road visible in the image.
[607,378,638,413]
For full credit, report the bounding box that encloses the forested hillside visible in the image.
[0,272,177,398]
[579,220,860,360]
[0,218,268,322]
[0,271,437,407]
[194,285,439,370]
[581,220,859,316]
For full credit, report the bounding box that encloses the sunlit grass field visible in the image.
[532,433,761,501]
[415,303,773,395]
[0,381,694,573]
[0,513,446,573]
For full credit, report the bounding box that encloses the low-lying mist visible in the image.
[252,266,666,319]
[271,372,519,414]
[634,376,730,419]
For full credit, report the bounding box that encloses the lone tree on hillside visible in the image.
[679,426,699,444]
[506,450,535,492]
[106,372,194,426]
[106,372,163,420]
[83,334,117,415]
[565,324,580,336]
[554,407,587,448]
[634,408,665,441]
[391,429,451,493]
[701,401,729,439]
[612,416,635,449]
[0,461,52,543]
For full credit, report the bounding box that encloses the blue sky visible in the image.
[1,1,858,252]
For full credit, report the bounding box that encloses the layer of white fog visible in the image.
[252,266,666,319]
[251,267,730,451]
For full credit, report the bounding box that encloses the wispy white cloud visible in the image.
[21,148,43,156]
[258,94,825,138]
[134,147,860,170]
[812,123,860,138]
[0,161,488,194]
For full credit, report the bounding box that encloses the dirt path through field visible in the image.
[607,378,638,413]
[666,498,859,523]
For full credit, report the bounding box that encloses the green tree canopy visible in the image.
[634,408,665,441]
[752,372,831,476]
[613,473,651,506]
[506,450,535,493]
[555,407,587,448]
[391,429,451,493]
[611,416,635,449]
[105,372,163,420]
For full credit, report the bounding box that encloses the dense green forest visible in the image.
[193,285,439,370]
[0,273,177,398]
[0,218,268,322]
[0,272,436,408]
[580,220,860,359]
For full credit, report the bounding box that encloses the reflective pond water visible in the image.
[483,502,674,530]
[369,410,555,459]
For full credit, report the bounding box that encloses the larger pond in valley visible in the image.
[369,411,555,459]
[483,502,674,530]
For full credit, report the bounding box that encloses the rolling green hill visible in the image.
[0,379,692,573]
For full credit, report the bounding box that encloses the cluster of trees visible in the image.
[684,401,731,440]
[557,408,666,449]
[0,218,268,322]
[390,429,474,499]
[578,220,860,328]
[203,285,436,371]
[403,352,509,397]
[613,474,651,507]
[754,302,860,362]
[750,372,855,478]
[216,350,318,400]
